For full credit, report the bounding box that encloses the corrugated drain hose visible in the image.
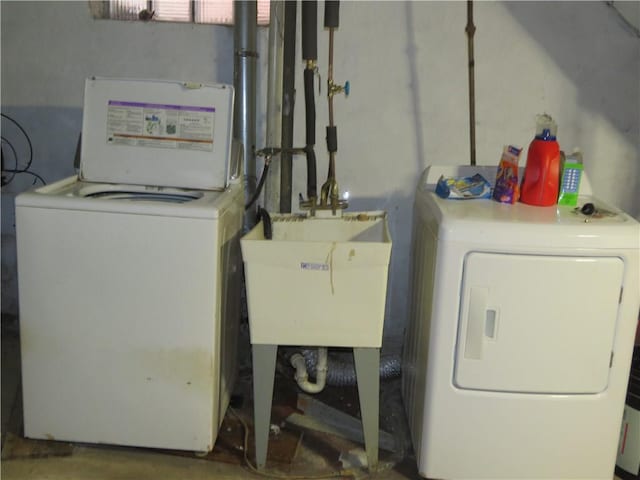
[301,348,400,386]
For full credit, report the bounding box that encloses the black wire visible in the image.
[1,115,45,185]
[1,166,46,185]
[21,170,46,185]
[1,113,33,172]
[1,138,18,185]
[0,137,18,172]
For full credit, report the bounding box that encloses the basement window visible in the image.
[93,1,270,26]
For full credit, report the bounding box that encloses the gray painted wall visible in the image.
[2,1,639,341]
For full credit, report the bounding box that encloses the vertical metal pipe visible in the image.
[466,0,476,166]
[234,1,258,229]
[264,1,284,213]
[301,1,318,62]
[320,1,342,211]
[279,1,297,213]
[327,28,335,181]
[301,1,318,206]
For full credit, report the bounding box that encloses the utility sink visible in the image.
[241,211,392,348]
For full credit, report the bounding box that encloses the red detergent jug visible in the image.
[520,114,561,206]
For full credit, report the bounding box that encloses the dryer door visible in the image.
[454,252,624,394]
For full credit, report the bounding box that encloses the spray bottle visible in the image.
[520,114,561,206]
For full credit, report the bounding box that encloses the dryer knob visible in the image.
[581,203,595,215]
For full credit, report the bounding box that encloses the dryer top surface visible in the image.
[416,165,639,249]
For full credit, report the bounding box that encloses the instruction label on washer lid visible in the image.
[106,100,215,152]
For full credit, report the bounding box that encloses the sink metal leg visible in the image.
[353,347,380,471]
[252,343,277,470]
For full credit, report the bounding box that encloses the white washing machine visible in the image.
[15,77,244,452]
[402,165,640,479]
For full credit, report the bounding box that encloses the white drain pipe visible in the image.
[291,347,328,394]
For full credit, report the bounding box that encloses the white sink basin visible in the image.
[241,211,392,347]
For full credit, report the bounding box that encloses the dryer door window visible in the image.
[454,252,624,394]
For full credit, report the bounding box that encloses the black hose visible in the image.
[305,147,318,201]
[302,60,317,201]
[256,207,272,240]
[245,160,270,211]
[301,1,318,203]
[324,1,339,28]
[303,69,316,146]
[301,1,317,61]
[279,0,297,214]
[326,126,337,154]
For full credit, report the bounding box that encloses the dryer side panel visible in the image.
[401,203,438,458]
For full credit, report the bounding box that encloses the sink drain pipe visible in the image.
[298,348,401,387]
[290,347,328,394]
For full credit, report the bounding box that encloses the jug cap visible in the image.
[535,113,557,140]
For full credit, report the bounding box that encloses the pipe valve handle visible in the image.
[344,81,350,96]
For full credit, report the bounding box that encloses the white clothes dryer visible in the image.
[402,165,640,479]
[15,77,244,453]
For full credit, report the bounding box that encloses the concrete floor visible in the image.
[1,317,626,480]
[1,318,422,480]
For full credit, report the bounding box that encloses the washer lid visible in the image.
[79,77,234,191]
